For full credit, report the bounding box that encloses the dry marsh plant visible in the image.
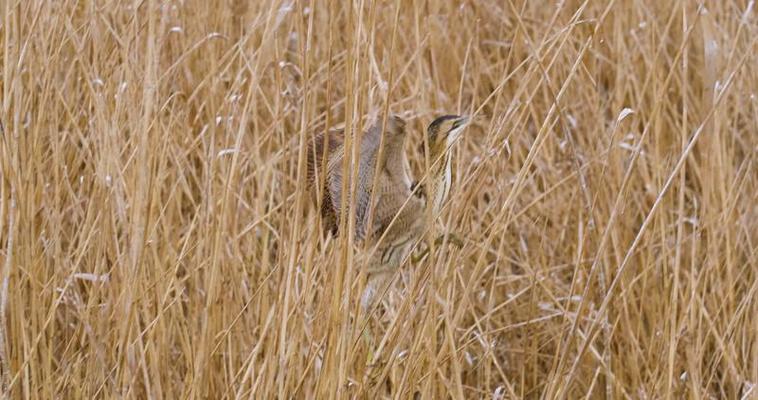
[1,0,757,398]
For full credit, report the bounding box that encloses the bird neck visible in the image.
[426,150,453,215]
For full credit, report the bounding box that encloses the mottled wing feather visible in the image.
[307,128,344,234]
[367,142,419,239]
[356,123,398,240]
[326,151,345,218]
[307,128,343,184]
[327,124,385,240]
[308,120,413,242]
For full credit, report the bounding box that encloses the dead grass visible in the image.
[1,0,757,398]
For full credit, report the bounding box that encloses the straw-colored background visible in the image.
[1,0,756,398]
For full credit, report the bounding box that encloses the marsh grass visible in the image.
[1,0,756,398]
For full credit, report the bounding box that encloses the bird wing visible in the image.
[353,156,380,239]
[312,120,409,241]
[326,123,384,239]
[326,148,347,219]
[307,127,344,185]
[307,128,344,233]
[354,118,417,241]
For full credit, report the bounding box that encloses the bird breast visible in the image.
[432,152,453,214]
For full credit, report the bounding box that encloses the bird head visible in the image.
[424,115,469,158]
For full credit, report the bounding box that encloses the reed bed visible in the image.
[1,0,756,398]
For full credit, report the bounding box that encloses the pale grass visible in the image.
[1,0,757,399]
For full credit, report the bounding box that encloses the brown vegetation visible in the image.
[0,0,756,398]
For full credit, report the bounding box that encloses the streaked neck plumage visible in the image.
[426,149,454,215]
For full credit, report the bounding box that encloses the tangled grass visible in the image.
[0,0,756,398]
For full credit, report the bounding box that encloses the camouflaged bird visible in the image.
[307,115,415,241]
[307,114,470,307]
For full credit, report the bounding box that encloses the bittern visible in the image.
[307,115,413,241]
[307,114,470,307]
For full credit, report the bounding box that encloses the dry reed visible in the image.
[0,0,756,398]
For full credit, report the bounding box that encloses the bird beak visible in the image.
[447,116,469,145]
[452,116,469,130]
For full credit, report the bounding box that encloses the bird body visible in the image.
[306,113,469,308]
[307,115,413,241]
